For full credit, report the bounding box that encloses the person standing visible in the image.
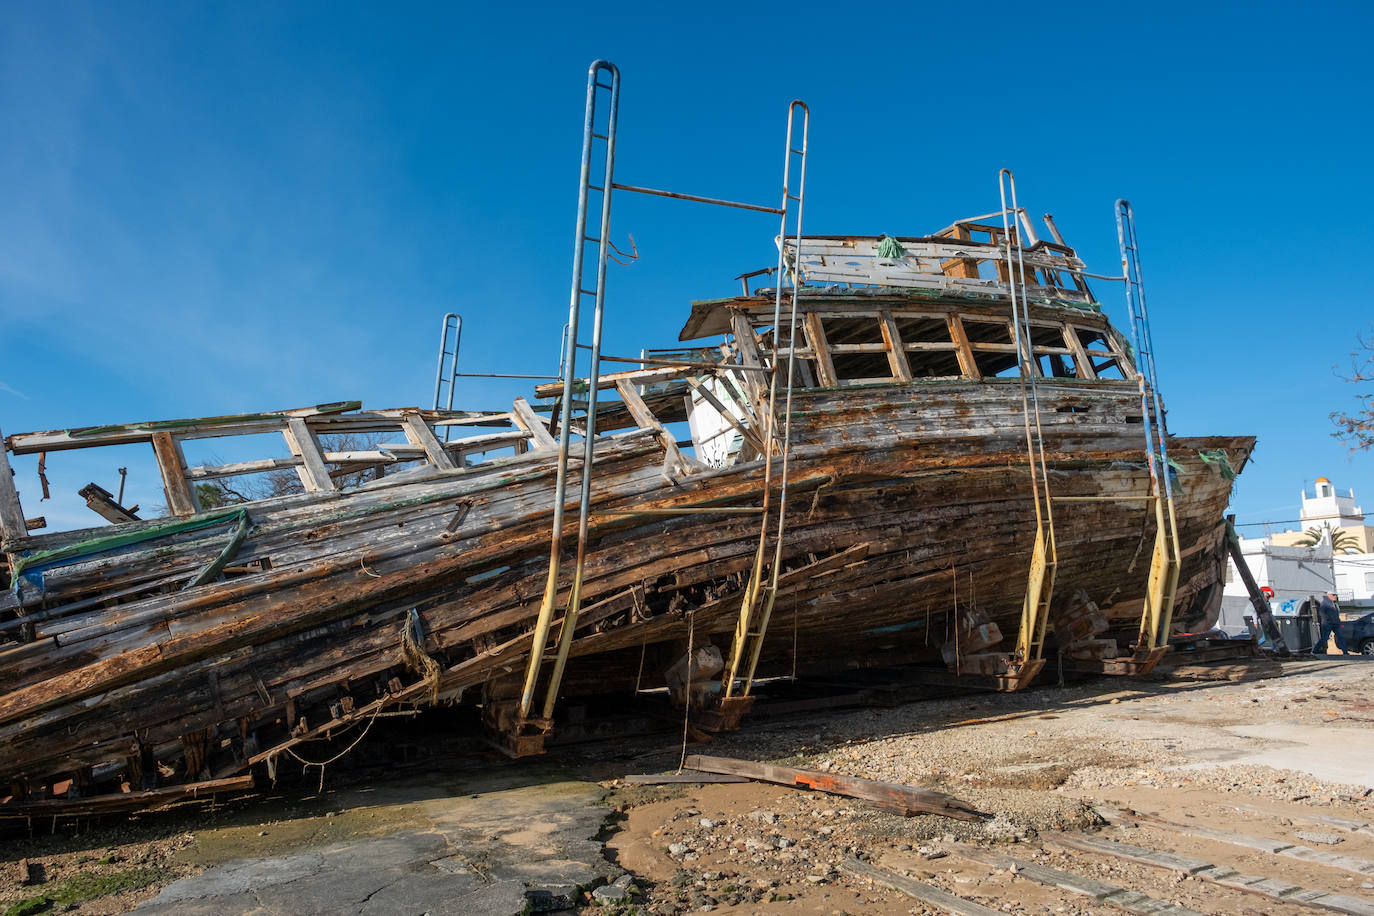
[1315,591,1350,655]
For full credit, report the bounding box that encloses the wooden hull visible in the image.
[0,379,1252,797]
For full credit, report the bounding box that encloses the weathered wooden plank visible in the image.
[0,427,27,544]
[838,857,1004,916]
[684,377,766,455]
[684,754,982,821]
[151,433,197,516]
[401,415,456,471]
[282,418,338,493]
[0,774,254,818]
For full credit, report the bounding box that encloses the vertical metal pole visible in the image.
[522,61,619,722]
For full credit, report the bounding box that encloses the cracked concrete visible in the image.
[135,777,617,916]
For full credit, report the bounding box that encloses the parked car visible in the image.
[1338,612,1374,654]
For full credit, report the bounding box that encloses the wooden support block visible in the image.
[401,415,455,471]
[684,754,982,821]
[509,397,557,450]
[283,418,339,492]
[151,432,198,516]
[839,857,1003,916]
[0,427,27,544]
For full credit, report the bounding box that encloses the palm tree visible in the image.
[1295,522,1364,553]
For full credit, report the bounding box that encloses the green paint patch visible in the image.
[3,866,168,916]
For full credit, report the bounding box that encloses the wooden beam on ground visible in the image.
[622,772,751,785]
[401,414,456,471]
[684,755,983,821]
[950,843,1207,916]
[510,397,557,450]
[151,432,198,516]
[838,857,1003,916]
[283,418,339,492]
[1093,805,1374,880]
[1046,832,1374,916]
[0,428,27,544]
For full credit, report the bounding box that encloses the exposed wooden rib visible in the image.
[151,432,198,516]
[879,310,913,381]
[283,418,338,493]
[804,313,838,387]
[510,397,557,450]
[617,380,691,475]
[402,415,456,471]
[0,426,27,544]
[684,377,766,455]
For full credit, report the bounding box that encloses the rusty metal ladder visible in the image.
[515,61,812,738]
[1117,200,1181,659]
[720,101,809,707]
[1000,169,1058,687]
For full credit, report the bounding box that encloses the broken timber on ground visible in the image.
[685,754,983,821]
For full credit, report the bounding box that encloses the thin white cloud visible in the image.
[0,380,29,400]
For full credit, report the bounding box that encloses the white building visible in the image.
[1219,478,1374,633]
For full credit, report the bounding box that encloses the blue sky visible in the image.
[2,1,1372,532]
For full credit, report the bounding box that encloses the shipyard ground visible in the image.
[2,657,1371,916]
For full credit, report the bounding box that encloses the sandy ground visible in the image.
[1,657,1370,914]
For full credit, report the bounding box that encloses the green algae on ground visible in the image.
[3,866,168,916]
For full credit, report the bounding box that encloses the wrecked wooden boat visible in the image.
[0,212,1251,803]
[0,64,1252,806]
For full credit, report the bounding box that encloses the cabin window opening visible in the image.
[907,350,963,378]
[1037,352,1081,379]
[833,352,896,383]
[961,319,1013,345]
[973,351,1022,378]
[1074,326,1129,380]
[1027,324,1066,350]
[820,314,899,384]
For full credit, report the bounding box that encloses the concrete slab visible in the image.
[135,778,617,916]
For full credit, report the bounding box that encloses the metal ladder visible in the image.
[432,312,462,441]
[518,60,620,727]
[721,101,809,703]
[514,62,811,736]
[1116,200,1181,656]
[1000,169,1057,684]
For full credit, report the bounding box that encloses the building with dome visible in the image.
[1268,477,1372,552]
